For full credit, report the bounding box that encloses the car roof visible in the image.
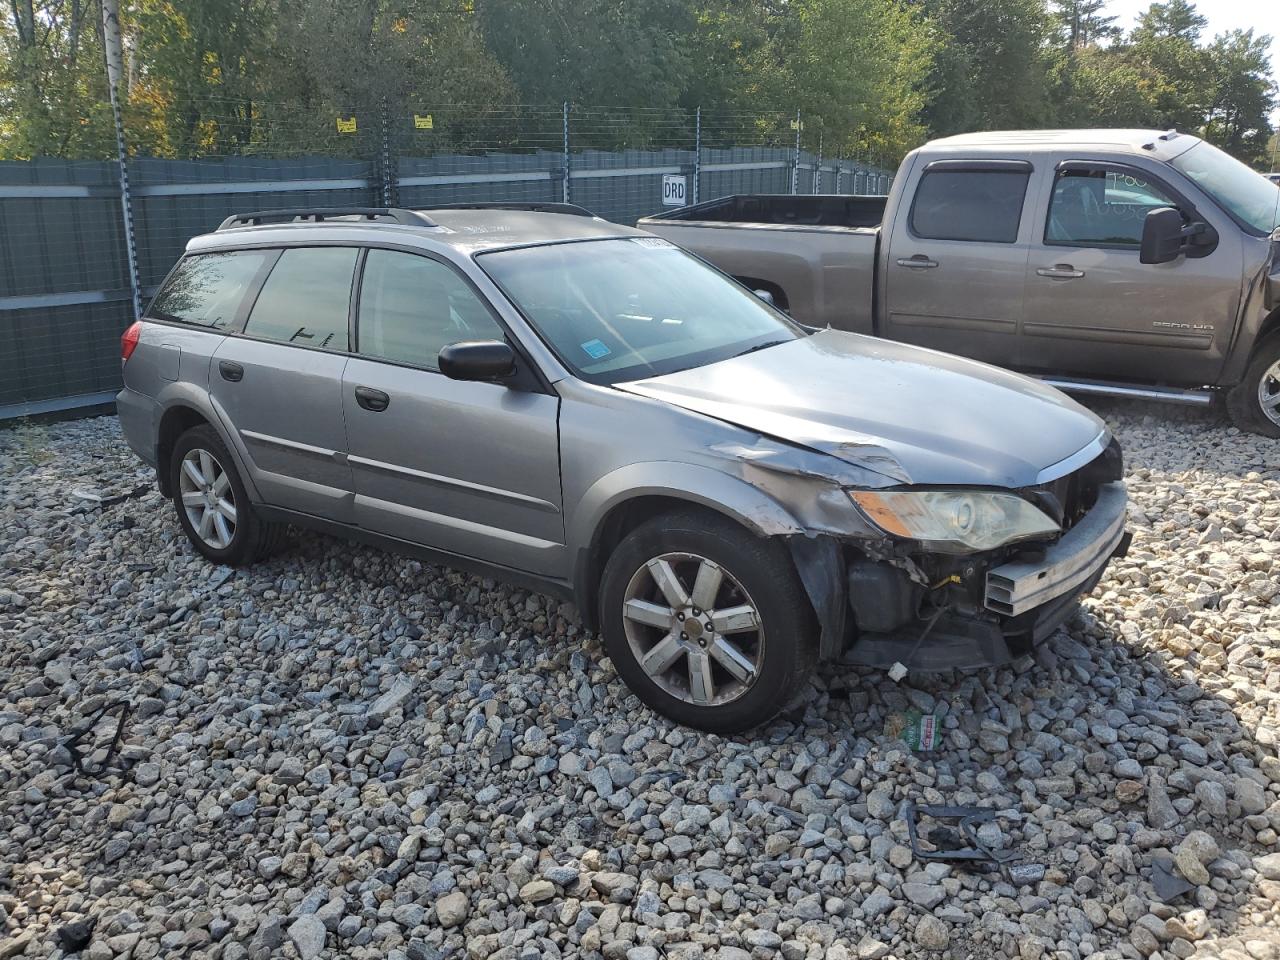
[924,128,1203,162]
[188,208,646,257]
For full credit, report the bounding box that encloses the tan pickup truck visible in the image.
[639,129,1280,435]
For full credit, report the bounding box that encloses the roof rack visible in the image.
[216,207,438,231]
[420,201,596,218]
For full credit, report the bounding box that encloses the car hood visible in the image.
[616,329,1108,488]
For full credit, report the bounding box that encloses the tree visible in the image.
[1201,29,1277,167]
[0,0,115,158]
[475,0,693,109]
[1050,0,1118,52]
[919,0,1052,138]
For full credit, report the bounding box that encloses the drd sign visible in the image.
[662,174,687,206]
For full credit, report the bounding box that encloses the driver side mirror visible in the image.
[438,340,516,382]
[1140,207,1210,264]
[753,288,775,306]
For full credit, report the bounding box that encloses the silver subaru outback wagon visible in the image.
[117,204,1129,733]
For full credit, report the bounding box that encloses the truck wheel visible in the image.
[1227,335,1280,438]
[170,424,287,565]
[598,509,817,734]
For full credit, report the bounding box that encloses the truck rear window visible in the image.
[910,170,1030,243]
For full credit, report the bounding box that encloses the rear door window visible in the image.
[147,250,272,329]
[243,247,358,351]
[910,169,1031,243]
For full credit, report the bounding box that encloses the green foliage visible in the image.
[920,0,1053,137]
[0,0,1275,167]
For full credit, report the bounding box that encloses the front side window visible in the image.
[243,247,357,351]
[478,237,802,384]
[910,169,1031,243]
[147,250,271,329]
[357,250,504,370]
[1047,167,1182,247]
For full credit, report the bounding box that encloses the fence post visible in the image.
[835,154,843,195]
[562,101,572,204]
[791,110,801,195]
[101,0,141,322]
[693,106,701,206]
[379,97,396,207]
[814,131,823,194]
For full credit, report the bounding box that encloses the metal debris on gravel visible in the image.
[1,402,1278,960]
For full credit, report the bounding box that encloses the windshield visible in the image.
[478,237,801,384]
[1170,141,1280,236]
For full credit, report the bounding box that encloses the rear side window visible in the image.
[147,250,271,329]
[910,170,1031,243]
[357,249,504,370]
[243,247,358,351]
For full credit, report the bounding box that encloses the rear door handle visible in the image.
[896,255,938,269]
[354,385,390,412]
[218,360,243,382]
[1037,264,1086,280]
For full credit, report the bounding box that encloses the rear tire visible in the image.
[1227,335,1280,438]
[169,424,286,566]
[599,509,817,734]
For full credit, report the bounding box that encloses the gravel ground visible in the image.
[1,403,1279,960]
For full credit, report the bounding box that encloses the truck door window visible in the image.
[909,169,1030,243]
[1046,168,1182,248]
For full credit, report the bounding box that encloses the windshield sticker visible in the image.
[581,339,611,360]
[630,236,675,248]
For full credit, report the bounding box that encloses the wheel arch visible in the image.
[569,462,807,634]
[153,388,258,501]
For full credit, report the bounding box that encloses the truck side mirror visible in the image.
[1140,207,1213,264]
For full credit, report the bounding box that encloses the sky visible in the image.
[1107,0,1280,124]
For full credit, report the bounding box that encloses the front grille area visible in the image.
[1024,436,1124,532]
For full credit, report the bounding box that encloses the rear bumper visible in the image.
[846,482,1130,671]
[116,387,158,467]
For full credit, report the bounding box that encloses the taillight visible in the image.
[121,321,142,361]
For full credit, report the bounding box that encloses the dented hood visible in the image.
[617,329,1107,488]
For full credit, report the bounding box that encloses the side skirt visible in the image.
[255,504,577,604]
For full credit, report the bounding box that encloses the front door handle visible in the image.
[218,360,243,382]
[1037,264,1086,280]
[354,385,390,412]
[896,255,939,269]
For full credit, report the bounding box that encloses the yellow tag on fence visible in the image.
[336,117,357,134]
[414,114,434,130]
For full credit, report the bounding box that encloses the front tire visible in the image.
[1227,335,1280,438]
[169,424,285,565]
[599,509,817,734]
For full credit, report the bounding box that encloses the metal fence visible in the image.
[0,104,893,420]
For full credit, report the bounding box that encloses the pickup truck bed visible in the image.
[645,195,884,334]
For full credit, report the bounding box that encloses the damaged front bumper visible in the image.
[843,480,1130,671]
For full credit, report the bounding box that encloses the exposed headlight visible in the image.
[848,490,1060,553]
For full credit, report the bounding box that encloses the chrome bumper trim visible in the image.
[985,481,1127,617]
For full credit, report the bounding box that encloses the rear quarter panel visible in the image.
[639,220,878,333]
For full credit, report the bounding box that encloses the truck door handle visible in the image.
[896,255,938,269]
[1037,264,1086,280]
[354,386,390,412]
[218,360,244,382]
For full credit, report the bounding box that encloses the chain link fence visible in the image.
[0,103,894,420]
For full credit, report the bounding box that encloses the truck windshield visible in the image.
[1170,141,1280,236]
[478,237,802,384]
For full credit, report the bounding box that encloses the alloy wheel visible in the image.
[621,552,764,707]
[1258,359,1280,428]
[178,447,237,550]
